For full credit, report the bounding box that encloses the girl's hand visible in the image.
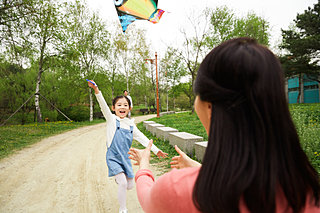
[87,80,99,94]
[128,140,153,170]
[87,80,97,88]
[170,145,201,169]
[156,150,168,159]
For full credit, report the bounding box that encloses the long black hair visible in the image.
[193,37,319,213]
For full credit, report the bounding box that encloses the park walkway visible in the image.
[0,114,158,213]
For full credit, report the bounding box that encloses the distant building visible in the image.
[286,75,320,103]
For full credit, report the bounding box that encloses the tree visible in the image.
[1,0,65,123]
[280,1,320,102]
[0,57,35,124]
[61,0,111,121]
[205,6,270,47]
[173,8,211,109]
[112,27,153,110]
[32,0,63,123]
[0,0,64,123]
[161,47,187,110]
[280,1,320,82]
[0,0,37,68]
[0,0,34,26]
[296,0,320,61]
[233,12,269,45]
[174,6,270,109]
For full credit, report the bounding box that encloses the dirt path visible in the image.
[0,114,158,213]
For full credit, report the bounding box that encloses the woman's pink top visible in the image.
[135,167,320,213]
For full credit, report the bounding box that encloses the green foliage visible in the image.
[58,105,89,122]
[205,6,270,48]
[280,1,320,81]
[174,93,193,111]
[295,1,320,55]
[0,58,36,125]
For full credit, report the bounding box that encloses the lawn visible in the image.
[1,104,319,175]
[135,104,320,175]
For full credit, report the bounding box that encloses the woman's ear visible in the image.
[206,102,212,121]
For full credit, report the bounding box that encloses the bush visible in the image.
[41,109,59,122]
[175,94,192,111]
[58,105,89,122]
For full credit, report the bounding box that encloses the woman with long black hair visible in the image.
[129,37,320,213]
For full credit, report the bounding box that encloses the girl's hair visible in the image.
[193,37,319,213]
[112,95,131,107]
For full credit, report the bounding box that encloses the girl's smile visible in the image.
[112,97,131,119]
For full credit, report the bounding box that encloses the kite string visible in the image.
[93,70,98,80]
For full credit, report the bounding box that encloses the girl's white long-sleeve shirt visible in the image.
[95,91,160,155]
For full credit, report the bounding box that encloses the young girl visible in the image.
[87,80,167,213]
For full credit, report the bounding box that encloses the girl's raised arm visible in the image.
[88,80,113,122]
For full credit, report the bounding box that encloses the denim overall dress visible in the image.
[106,119,134,178]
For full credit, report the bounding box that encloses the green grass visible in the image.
[132,125,180,174]
[132,112,205,173]
[134,106,320,175]
[151,112,207,140]
[289,104,320,174]
[0,119,105,159]
[1,104,319,175]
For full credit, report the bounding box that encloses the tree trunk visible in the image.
[318,82,320,103]
[35,68,43,123]
[167,89,169,112]
[159,92,161,112]
[297,74,301,103]
[144,95,147,108]
[125,62,129,92]
[150,67,156,108]
[89,88,93,122]
[154,86,156,109]
[35,38,47,123]
[300,75,304,103]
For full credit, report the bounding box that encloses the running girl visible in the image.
[87,80,167,213]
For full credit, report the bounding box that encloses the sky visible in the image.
[86,0,317,54]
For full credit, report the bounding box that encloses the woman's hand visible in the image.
[156,150,168,159]
[128,140,153,170]
[170,145,202,169]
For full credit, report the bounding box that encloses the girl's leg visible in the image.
[115,173,128,211]
[126,177,134,190]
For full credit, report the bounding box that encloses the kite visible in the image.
[113,0,165,33]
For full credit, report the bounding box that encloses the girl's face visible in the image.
[194,96,212,135]
[112,97,131,119]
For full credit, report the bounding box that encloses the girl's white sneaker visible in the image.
[119,209,128,213]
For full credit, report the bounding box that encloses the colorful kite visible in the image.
[114,0,165,33]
